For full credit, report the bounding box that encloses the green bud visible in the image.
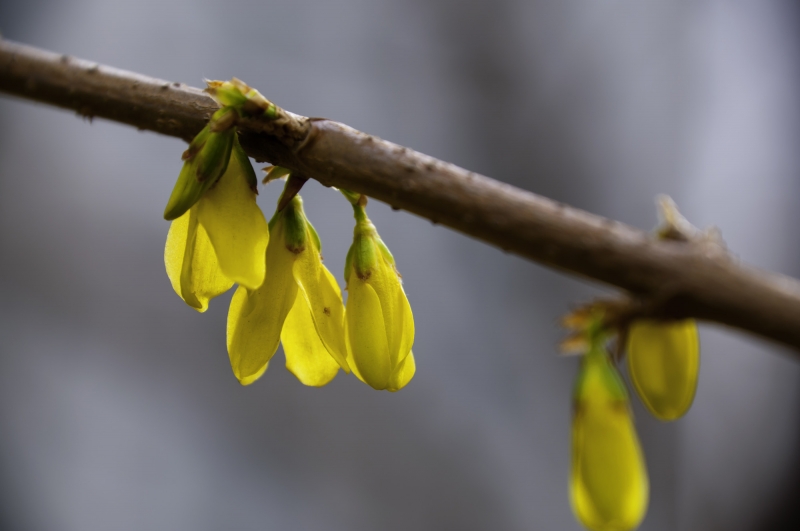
[163,123,235,220]
[206,78,277,118]
[206,80,249,108]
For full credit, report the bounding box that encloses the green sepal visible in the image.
[376,238,396,267]
[344,244,354,283]
[280,196,308,253]
[348,205,380,279]
[351,232,378,280]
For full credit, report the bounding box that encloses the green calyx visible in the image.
[346,204,385,280]
[274,195,308,254]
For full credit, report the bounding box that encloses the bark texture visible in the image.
[2,39,799,354]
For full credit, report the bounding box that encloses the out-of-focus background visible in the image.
[1,1,800,530]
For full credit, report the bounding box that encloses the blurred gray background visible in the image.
[1,1,800,530]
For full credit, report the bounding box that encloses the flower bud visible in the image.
[344,204,415,391]
[571,332,648,531]
[164,140,269,311]
[626,319,699,421]
[163,107,237,221]
[206,78,277,119]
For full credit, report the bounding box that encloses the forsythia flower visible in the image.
[344,200,415,391]
[164,137,269,311]
[227,193,350,386]
[571,328,648,531]
[626,319,700,421]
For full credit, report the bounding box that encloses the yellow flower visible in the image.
[626,319,700,421]
[164,140,269,311]
[343,202,415,391]
[571,334,648,531]
[227,194,350,386]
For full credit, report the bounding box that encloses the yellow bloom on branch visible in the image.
[626,319,700,421]
[227,192,350,386]
[164,139,269,311]
[343,198,415,391]
[571,325,648,531]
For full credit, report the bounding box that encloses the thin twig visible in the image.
[2,39,800,354]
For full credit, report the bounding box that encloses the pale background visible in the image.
[1,1,799,530]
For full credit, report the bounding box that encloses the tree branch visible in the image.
[2,38,800,355]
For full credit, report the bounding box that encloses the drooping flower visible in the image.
[343,197,415,391]
[164,138,269,311]
[626,319,700,421]
[227,191,350,386]
[571,325,648,531]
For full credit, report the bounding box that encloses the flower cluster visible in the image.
[563,310,700,531]
[162,79,415,391]
[159,78,711,531]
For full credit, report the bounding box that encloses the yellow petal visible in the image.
[281,293,340,387]
[627,319,700,421]
[197,144,269,289]
[571,355,649,531]
[344,341,366,385]
[226,219,298,385]
[365,247,414,368]
[164,206,233,312]
[345,279,391,390]
[392,284,415,366]
[387,350,416,392]
[293,244,350,373]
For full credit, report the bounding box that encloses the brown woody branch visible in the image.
[2,39,800,355]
